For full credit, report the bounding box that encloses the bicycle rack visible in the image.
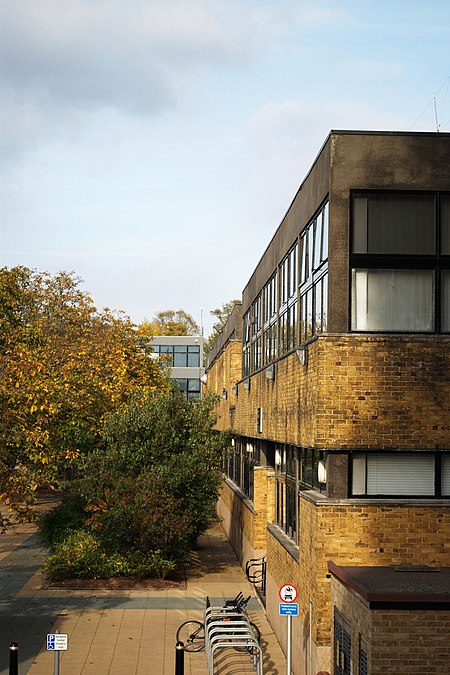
[204,604,263,674]
[246,556,267,599]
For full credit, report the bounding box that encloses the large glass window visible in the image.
[174,378,201,400]
[279,245,298,356]
[353,193,436,255]
[351,191,450,333]
[352,452,450,497]
[443,271,450,332]
[153,344,201,367]
[299,201,329,344]
[223,437,261,501]
[352,269,434,332]
[442,195,450,254]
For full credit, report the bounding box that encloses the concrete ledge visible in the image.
[267,524,299,563]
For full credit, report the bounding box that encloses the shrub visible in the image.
[43,530,176,581]
[40,390,230,581]
[38,491,87,549]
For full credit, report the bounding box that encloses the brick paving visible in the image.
[0,506,286,674]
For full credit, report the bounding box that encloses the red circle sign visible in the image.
[279,584,298,603]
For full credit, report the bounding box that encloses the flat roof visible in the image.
[328,561,450,609]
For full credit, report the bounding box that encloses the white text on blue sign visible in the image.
[279,603,299,616]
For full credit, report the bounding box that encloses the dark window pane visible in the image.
[442,270,450,331]
[173,353,187,367]
[174,345,187,352]
[188,345,200,353]
[175,378,187,391]
[442,194,450,254]
[188,379,200,392]
[187,352,200,367]
[314,213,323,269]
[322,274,328,332]
[353,193,435,254]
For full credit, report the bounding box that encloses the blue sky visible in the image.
[1,0,449,335]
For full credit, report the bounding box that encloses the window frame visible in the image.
[350,450,450,498]
[350,190,450,335]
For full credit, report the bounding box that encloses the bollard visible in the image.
[9,642,18,675]
[175,641,184,675]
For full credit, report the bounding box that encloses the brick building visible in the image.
[204,130,450,674]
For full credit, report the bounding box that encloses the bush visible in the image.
[43,530,176,581]
[38,491,87,549]
[40,390,230,581]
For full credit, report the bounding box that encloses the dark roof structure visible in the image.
[328,561,450,609]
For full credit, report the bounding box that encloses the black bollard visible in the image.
[175,641,184,675]
[9,642,18,675]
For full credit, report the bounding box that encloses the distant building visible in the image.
[205,130,450,674]
[150,335,204,400]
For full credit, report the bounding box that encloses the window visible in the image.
[351,191,450,333]
[174,378,201,400]
[153,344,201,367]
[352,269,434,331]
[359,637,368,675]
[223,437,261,501]
[334,610,351,675]
[300,201,329,343]
[279,245,298,355]
[353,193,436,255]
[275,445,298,542]
[263,275,278,365]
[275,445,327,543]
[351,452,450,497]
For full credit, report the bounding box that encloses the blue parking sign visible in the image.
[47,634,56,650]
[279,602,299,616]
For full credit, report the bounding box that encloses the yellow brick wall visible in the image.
[206,340,242,431]
[207,335,450,449]
[300,496,450,647]
[332,578,450,675]
[370,609,450,674]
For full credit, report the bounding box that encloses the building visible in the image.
[150,335,204,399]
[204,130,450,674]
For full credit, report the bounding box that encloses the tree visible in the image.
[0,266,169,527]
[205,300,241,352]
[142,309,200,336]
[40,390,230,579]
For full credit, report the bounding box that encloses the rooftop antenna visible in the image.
[433,94,440,132]
[200,307,204,336]
[410,75,450,131]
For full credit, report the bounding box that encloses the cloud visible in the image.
[0,0,269,161]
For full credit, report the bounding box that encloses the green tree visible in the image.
[142,309,200,336]
[205,300,241,352]
[0,266,169,527]
[41,390,230,578]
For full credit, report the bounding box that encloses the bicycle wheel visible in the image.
[176,620,205,652]
[233,621,261,652]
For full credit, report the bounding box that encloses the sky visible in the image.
[1,0,449,336]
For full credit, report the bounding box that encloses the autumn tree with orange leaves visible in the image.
[0,266,169,526]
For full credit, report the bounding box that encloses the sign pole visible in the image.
[286,614,292,675]
[54,630,60,675]
[278,584,298,675]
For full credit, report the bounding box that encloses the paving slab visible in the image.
[0,506,286,674]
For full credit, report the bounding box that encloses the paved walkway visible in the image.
[0,502,286,674]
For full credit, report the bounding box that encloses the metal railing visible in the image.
[204,595,263,674]
[246,556,266,598]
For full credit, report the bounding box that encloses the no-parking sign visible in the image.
[279,584,298,603]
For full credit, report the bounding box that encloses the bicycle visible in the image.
[176,619,205,652]
[176,592,261,653]
[205,592,261,653]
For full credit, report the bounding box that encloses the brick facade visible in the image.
[331,576,450,674]
[207,131,450,674]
